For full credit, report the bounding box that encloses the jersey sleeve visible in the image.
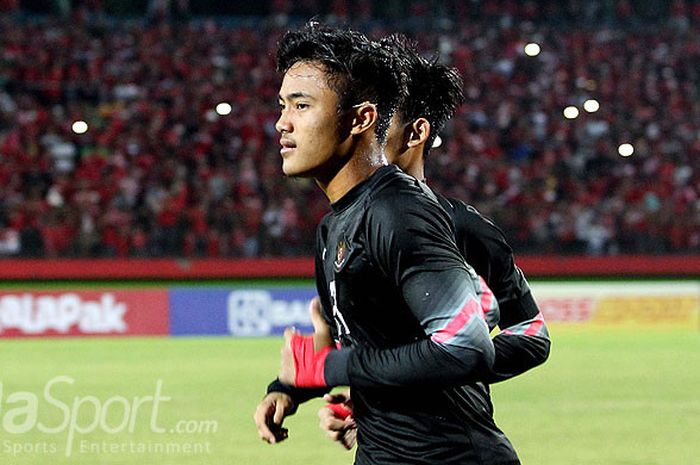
[323,189,497,389]
[448,199,551,382]
[486,315,551,383]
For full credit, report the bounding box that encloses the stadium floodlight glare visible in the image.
[618,143,634,157]
[563,106,579,119]
[72,120,88,134]
[431,135,443,149]
[215,102,232,116]
[524,42,541,57]
[583,99,600,113]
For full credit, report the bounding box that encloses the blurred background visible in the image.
[0,0,698,259]
[0,1,698,464]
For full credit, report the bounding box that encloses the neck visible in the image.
[317,138,388,203]
[400,146,426,182]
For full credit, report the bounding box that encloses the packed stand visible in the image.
[0,2,698,258]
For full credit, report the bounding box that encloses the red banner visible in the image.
[0,290,169,337]
[0,256,697,280]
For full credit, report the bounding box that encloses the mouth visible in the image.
[279,139,296,156]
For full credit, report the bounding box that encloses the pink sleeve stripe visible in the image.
[478,276,495,319]
[524,312,545,336]
[501,312,546,336]
[431,298,481,344]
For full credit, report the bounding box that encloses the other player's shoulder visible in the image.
[435,193,511,242]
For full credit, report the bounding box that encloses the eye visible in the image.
[295,102,309,110]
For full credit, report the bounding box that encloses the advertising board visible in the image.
[0,290,169,337]
[169,287,316,336]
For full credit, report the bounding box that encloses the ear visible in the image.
[350,102,378,136]
[407,118,431,148]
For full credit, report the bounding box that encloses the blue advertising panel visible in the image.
[169,287,317,336]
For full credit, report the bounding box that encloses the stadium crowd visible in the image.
[0,1,698,257]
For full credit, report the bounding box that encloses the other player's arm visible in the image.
[450,201,551,382]
[487,278,550,383]
[318,390,356,450]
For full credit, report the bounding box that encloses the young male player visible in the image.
[318,34,550,449]
[384,35,550,381]
[253,23,520,464]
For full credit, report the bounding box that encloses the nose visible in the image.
[275,110,292,134]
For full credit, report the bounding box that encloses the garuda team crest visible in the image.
[334,239,350,271]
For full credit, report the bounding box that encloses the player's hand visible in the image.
[279,297,335,387]
[318,390,357,450]
[253,392,296,444]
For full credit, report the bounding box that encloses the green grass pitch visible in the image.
[0,325,698,465]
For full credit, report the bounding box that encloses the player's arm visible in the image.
[280,191,496,389]
[265,254,335,402]
[322,273,496,389]
[255,295,332,443]
[488,315,550,383]
[450,201,551,382]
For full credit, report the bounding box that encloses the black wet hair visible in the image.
[277,22,407,142]
[380,34,464,155]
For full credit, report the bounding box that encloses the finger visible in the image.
[319,414,342,430]
[309,300,327,330]
[253,401,271,429]
[273,400,286,425]
[318,406,333,421]
[328,418,354,432]
[260,418,288,444]
[326,424,356,449]
[319,411,356,432]
[254,408,276,443]
[283,327,295,341]
[340,428,357,450]
[259,429,274,443]
[309,296,323,321]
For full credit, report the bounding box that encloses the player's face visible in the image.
[276,61,344,178]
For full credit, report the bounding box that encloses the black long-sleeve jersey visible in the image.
[433,194,550,383]
[266,166,552,463]
[312,165,518,465]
